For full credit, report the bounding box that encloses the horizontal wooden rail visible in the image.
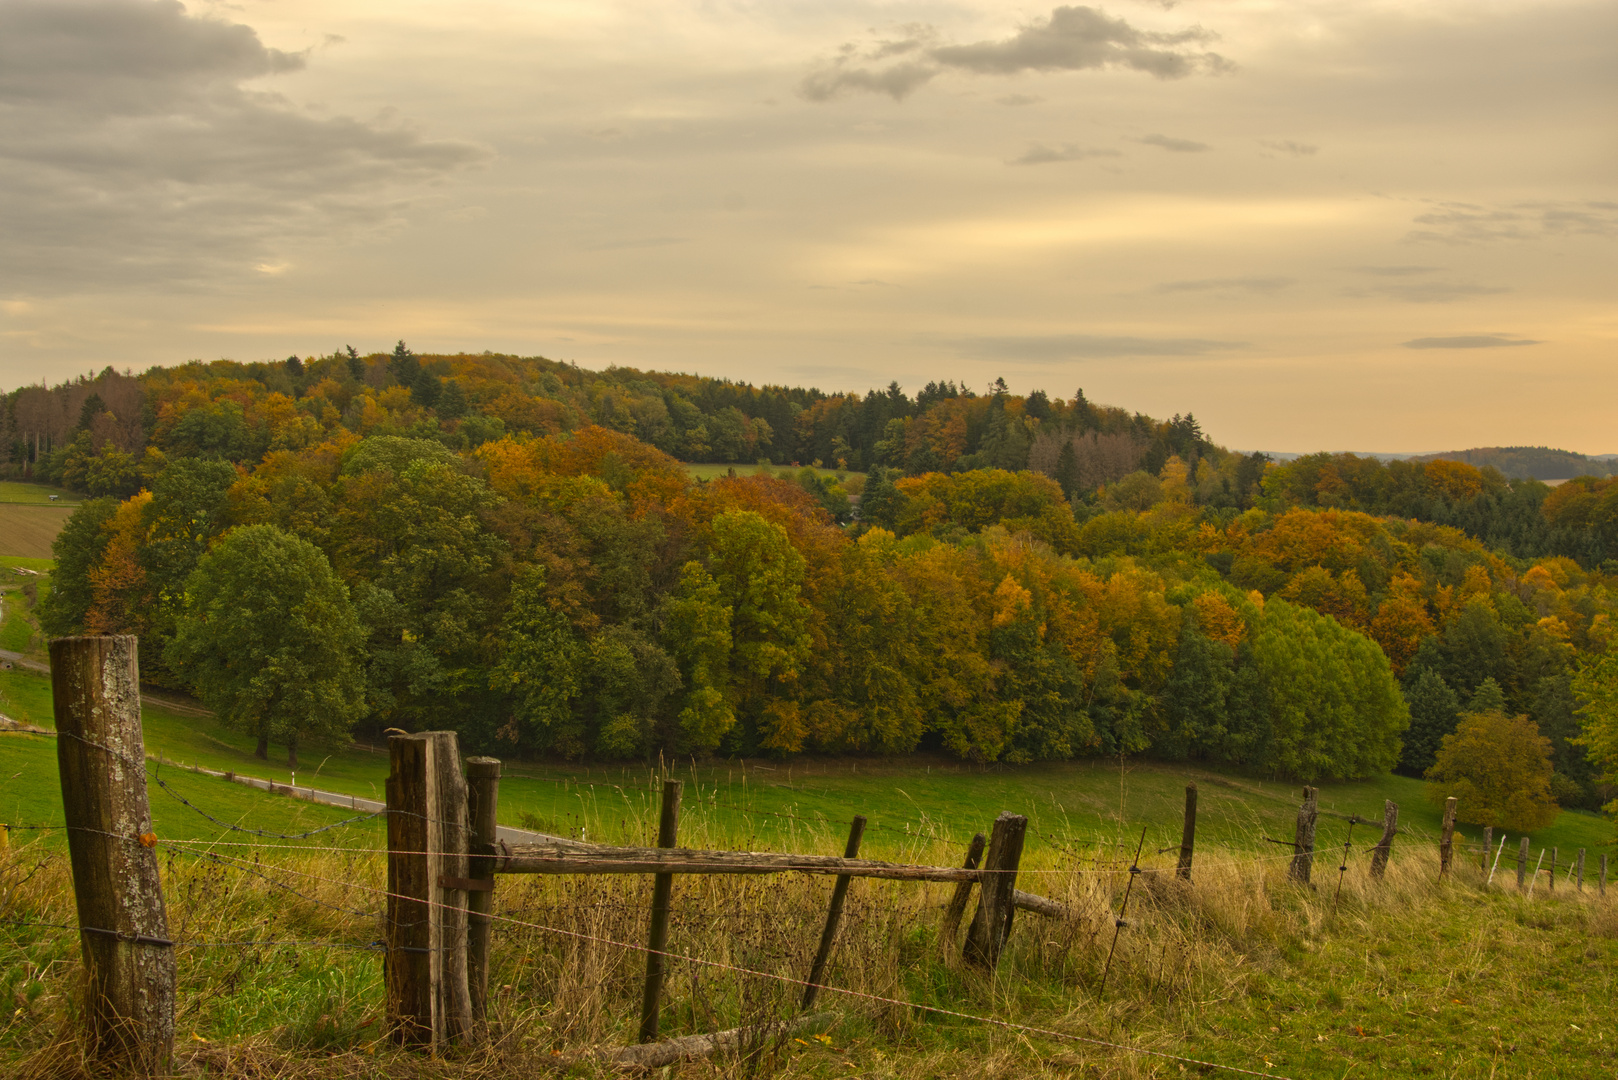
[490,840,983,882]
[482,839,1070,917]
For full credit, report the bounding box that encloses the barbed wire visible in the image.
[152,763,384,840]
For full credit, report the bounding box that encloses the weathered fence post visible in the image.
[638,779,682,1043]
[963,812,1028,970]
[1576,849,1585,892]
[802,815,867,1009]
[1289,786,1319,884]
[939,832,986,956]
[1369,801,1398,880]
[385,732,472,1049]
[1481,826,1493,871]
[51,635,175,1073]
[465,756,501,1024]
[1176,784,1197,882]
[1548,847,1557,893]
[1517,836,1530,890]
[1439,797,1458,879]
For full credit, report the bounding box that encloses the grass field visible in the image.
[0,505,73,560]
[0,482,81,507]
[684,462,866,485]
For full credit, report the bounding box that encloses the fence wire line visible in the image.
[0,918,390,952]
[170,846,1298,1080]
[152,764,383,840]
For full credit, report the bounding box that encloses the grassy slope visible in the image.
[4,661,1610,865]
[0,482,81,507]
[684,462,865,484]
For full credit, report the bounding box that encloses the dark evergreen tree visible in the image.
[1399,667,1460,775]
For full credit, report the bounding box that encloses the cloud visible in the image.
[1401,335,1542,349]
[1260,139,1317,156]
[1137,133,1209,152]
[1349,281,1510,303]
[801,6,1231,102]
[1008,143,1120,165]
[1352,265,1444,277]
[948,334,1244,360]
[0,0,486,293]
[1405,201,1618,244]
[996,94,1043,106]
[1157,277,1292,293]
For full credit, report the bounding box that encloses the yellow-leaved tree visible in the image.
[1425,709,1558,831]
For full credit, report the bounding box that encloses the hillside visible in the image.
[1416,446,1617,481]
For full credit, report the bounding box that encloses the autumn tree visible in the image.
[1426,708,1558,831]
[1573,645,1618,814]
[168,525,366,767]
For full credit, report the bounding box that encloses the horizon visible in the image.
[2,0,1614,453]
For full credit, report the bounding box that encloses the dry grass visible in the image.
[0,505,73,559]
[4,805,1617,1079]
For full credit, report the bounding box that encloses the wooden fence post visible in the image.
[963,812,1027,971]
[1548,848,1557,893]
[802,815,866,1009]
[1288,787,1319,884]
[1481,826,1492,871]
[1369,801,1398,880]
[1176,784,1197,882]
[385,732,472,1049]
[1576,849,1585,892]
[638,779,682,1043]
[1439,797,1457,879]
[51,635,174,1073]
[939,832,986,956]
[1517,837,1530,890]
[465,756,501,1024]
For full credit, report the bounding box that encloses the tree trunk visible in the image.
[255,732,269,759]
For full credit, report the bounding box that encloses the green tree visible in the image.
[489,563,584,754]
[1247,599,1408,780]
[167,525,366,767]
[1426,709,1558,831]
[1159,610,1235,760]
[1573,645,1618,815]
[39,497,118,637]
[1398,667,1460,776]
[660,562,734,751]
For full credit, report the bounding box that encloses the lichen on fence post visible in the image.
[1288,787,1319,884]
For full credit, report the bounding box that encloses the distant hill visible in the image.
[1412,446,1616,481]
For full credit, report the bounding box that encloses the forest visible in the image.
[4,348,1616,807]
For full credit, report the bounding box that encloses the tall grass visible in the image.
[5,792,1617,1079]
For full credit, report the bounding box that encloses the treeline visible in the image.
[1416,446,1616,482]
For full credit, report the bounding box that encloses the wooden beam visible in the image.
[490,841,984,882]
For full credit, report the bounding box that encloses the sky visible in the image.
[1,0,1614,453]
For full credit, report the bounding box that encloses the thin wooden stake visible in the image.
[51,635,175,1073]
[1438,797,1458,879]
[465,756,501,1024]
[939,832,986,957]
[1485,834,1507,887]
[1576,848,1585,892]
[1289,786,1319,884]
[1099,826,1149,994]
[638,779,682,1043]
[1526,849,1546,898]
[1369,800,1398,881]
[1176,784,1197,882]
[1548,847,1557,893]
[802,815,866,1009]
[963,812,1028,971]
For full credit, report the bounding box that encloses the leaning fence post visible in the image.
[1176,784,1197,881]
[1439,797,1458,879]
[1289,786,1319,884]
[963,812,1028,970]
[1369,801,1398,880]
[465,756,501,1024]
[51,635,175,1073]
[939,832,986,957]
[1481,826,1492,871]
[638,779,682,1043]
[1517,837,1530,890]
[385,732,472,1049]
[1548,847,1557,893]
[802,815,867,1009]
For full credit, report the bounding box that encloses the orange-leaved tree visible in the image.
[1425,709,1558,831]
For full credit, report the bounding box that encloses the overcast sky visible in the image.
[1,0,1613,452]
